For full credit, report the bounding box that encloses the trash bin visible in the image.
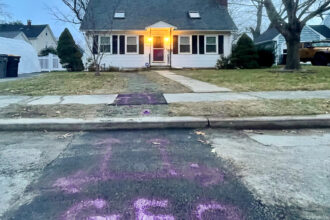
[6,55,20,77]
[0,54,8,78]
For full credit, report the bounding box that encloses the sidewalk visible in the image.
[0,90,330,108]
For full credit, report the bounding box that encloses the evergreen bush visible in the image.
[231,34,259,69]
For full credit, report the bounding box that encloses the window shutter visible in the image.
[199,35,205,54]
[192,35,198,54]
[173,35,178,54]
[218,35,224,54]
[139,35,144,54]
[120,35,125,54]
[112,35,118,54]
[93,35,99,54]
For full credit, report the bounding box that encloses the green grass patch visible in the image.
[175,66,330,91]
[0,72,128,96]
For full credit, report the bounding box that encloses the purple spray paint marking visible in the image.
[196,202,242,220]
[134,198,175,220]
[148,139,178,176]
[62,199,121,220]
[53,138,120,193]
[142,109,152,115]
[114,93,167,106]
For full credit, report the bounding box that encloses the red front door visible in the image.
[153,36,164,62]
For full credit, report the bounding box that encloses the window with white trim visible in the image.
[205,36,217,53]
[126,36,138,53]
[179,36,191,53]
[100,36,111,53]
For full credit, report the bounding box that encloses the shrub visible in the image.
[39,47,57,56]
[231,34,259,69]
[57,28,84,72]
[216,55,235,69]
[257,49,275,67]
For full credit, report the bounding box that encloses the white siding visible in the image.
[324,15,330,28]
[30,26,58,54]
[84,30,233,69]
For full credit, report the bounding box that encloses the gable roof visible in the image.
[81,0,237,31]
[254,28,280,44]
[309,25,330,38]
[0,31,22,38]
[0,24,47,38]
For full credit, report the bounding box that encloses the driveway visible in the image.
[1,129,329,219]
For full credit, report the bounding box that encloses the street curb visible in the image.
[0,117,209,131]
[208,115,330,129]
[0,115,330,131]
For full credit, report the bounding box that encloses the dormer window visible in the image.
[114,12,125,19]
[188,11,201,19]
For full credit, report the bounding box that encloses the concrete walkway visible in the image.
[0,72,46,82]
[0,90,330,108]
[156,70,232,92]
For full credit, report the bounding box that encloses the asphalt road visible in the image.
[1,129,329,219]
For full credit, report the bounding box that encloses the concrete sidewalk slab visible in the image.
[28,96,62,105]
[244,90,330,100]
[156,71,231,92]
[61,95,117,105]
[164,92,257,103]
[0,96,30,108]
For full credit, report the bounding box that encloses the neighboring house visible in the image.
[0,37,41,74]
[255,24,330,64]
[0,21,58,54]
[39,53,66,72]
[0,31,30,43]
[80,0,237,69]
[324,14,330,28]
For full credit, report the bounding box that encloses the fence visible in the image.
[38,53,66,72]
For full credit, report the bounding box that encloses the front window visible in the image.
[126,36,138,53]
[100,36,111,53]
[206,36,217,53]
[179,36,191,53]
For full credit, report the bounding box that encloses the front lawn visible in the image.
[0,72,129,96]
[175,66,330,91]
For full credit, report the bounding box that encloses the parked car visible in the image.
[300,41,330,66]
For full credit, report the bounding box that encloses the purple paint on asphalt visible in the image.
[114,93,167,105]
[134,198,175,220]
[195,202,243,220]
[54,137,224,194]
[62,199,107,219]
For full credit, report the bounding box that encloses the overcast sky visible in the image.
[3,0,84,45]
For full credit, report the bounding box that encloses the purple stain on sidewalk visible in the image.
[142,109,152,115]
[114,93,167,105]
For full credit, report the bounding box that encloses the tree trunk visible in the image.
[284,34,301,70]
[94,63,101,76]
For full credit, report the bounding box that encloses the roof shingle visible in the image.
[0,24,47,38]
[81,0,237,31]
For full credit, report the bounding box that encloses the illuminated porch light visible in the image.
[148,37,153,42]
[164,37,170,42]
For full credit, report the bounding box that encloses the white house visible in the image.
[255,24,330,64]
[80,0,237,69]
[0,21,58,54]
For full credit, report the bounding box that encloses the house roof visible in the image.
[80,0,237,31]
[309,25,330,38]
[0,31,22,38]
[254,28,279,44]
[0,24,47,38]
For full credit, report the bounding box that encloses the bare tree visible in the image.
[261,0,330,70]
[0,0,10,22]
[49,0,89,25]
